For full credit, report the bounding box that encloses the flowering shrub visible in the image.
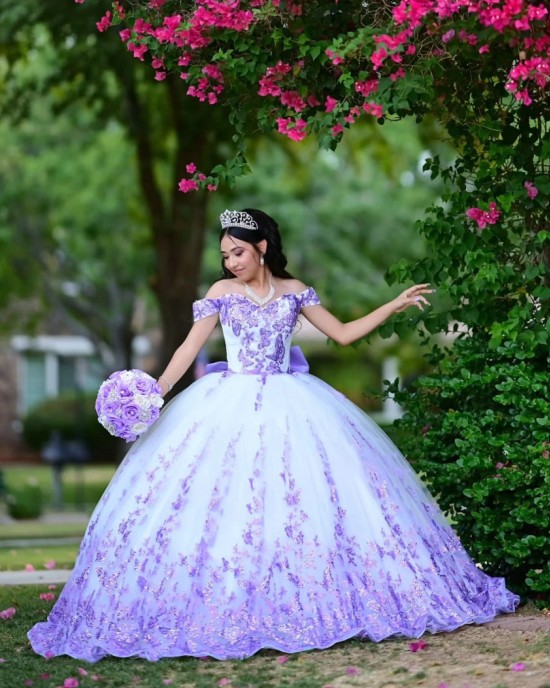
[390,335,550,606]
[76,0,549,189]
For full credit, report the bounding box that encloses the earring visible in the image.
[260,254,265,266]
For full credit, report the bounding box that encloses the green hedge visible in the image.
[391,334,550,607]
[22,393,120,463]
[6,481,43,519]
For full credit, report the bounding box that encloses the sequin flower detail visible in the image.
[95,369,164,442]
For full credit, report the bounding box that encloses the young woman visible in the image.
[29,208,518,662]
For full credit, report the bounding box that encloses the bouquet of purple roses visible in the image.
[95,369,164,442]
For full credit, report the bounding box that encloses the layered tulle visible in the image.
[28,369,519,662]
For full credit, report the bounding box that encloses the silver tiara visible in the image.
[220,209,258,231]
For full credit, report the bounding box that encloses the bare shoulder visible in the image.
[204,279,237,299]
[277,278,308,295]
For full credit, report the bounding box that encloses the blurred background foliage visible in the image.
[0,3,448,402]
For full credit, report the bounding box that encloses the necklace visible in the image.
[244,275,275,306]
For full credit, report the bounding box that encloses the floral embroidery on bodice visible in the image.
[193,287,320,374]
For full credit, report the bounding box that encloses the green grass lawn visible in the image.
[0,521,88,541]
[1,586,549,688]
[0,544,79,572]
[1,464,116,511]
[0,585,380,688]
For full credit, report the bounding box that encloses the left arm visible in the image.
[301,284,433,346]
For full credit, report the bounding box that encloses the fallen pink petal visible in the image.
[162,680,173,686]
[346,666,360,675]
[48,585,58,590]
[39,593,56,602]
[217,679,231,687]
[39,674,51,680]
[44,560,57,570]
[409,640,429,652]
[510,662,526,671]
[0,658,6,663]
[77,667,88,676]
[25,563,35,571]
[0,607,17,620]
[23,681,33,686]
[63,678,79,688]
[277,655,289,664]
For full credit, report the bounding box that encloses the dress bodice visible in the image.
[193,287,321,374]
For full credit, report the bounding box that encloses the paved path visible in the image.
[0,568,73,586]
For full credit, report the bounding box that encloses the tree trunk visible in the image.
[123,73,233,394]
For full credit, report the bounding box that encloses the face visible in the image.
[220,235,266,279]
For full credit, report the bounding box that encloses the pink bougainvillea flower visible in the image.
[185,162,197,174]
[207,184,218,192]
[362,102,384,118]
[178,179,199,193]
[96,11,112,33]
[280,90,306,112]
[44,560,56,570]
[63,678,79,688]
[25,563,35,571]
[276,655,289,664]
[39,593,56,602]
[524,181,538,199]
[325,96,338,112]
[510,662,526,671]
[276,117,307,141]
[0,607,16,619]
[331,123,344,136]
[466,202,501,229]
[355,79,378,97]
[346,666,360,675]
[409,639,428,652]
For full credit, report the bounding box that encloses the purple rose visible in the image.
[134,376,154,394]
[121,403,140,421]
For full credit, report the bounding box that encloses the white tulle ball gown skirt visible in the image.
[28,367,519,662]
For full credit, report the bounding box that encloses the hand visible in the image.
[392,284,434,313]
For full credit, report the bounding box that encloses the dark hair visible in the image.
[219,208,293,279]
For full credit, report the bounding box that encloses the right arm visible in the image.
[157,281,231,395]
[157,315,218,396]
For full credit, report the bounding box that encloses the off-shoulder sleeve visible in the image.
[192,298,220,322]
[299,287,321,308]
